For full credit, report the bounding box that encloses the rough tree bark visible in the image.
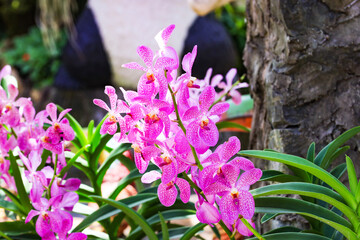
[244,0,360,232]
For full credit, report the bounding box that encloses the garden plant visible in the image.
[0,25,359,240]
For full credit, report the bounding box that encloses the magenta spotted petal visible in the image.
[198,120,218,146]
[176,178,190,203]
[199,86,215,112]
[195,201,221,227]
[236,218,255,237]
[67,232,88,240]
[186,121,201,148]
[238,190,255,219]
[236,168,263,189]
[220,194,240,224]
[158,182,178,207]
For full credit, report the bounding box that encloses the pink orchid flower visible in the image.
[183,86,229,149]
[122,45,176,100]
[142,171,190,207]
[217,68,248,105]
[204,168,262,225]
[93,86,129,139]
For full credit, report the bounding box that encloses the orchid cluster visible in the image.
[0,66,86,239]
[94,25,260,236]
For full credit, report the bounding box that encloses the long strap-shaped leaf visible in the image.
[128,209,196,239]
[314,126,360,168]
[240,150,357,210]
[72,193,157,232]
[250,182,359,227]
[57,105,88,147]
[109,164,158,200]
[8,152,32,213]
[92,196,158,240]
[96,143,131,186]
[248,232,332,240]
[180,223,207,240]
[254,197,357,240]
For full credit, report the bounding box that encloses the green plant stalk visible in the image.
[219,220,234,240]
[47,155,58,198]
[240,217,265,240]
[181,172,207,201]
[209,74,245,110]
[168,84,203,170]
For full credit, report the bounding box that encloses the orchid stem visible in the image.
[219,220,234,240]
[47,154,58,198]
[181,172,207,201]
[168,84,203,170]
[240,217,265,240]
[209,74,245,110]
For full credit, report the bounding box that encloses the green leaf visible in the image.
[0,198,22,215]
[330,163,347,179]
[249,232,332,240]
[59,144,90,178]
[8,152,32,213]
[160,227,191,240]
[90,114,109,152]
[57,105,87,147]
[87,120,95,141]
[109,164,158,200]
[96,143,132,187]
[261,213,278,224]
[0,188,25,215]
[314,126,360,168]
[91,134,112,169]
[129,209,196,239]
[179,223,206,240]
[240,150,357,210]
[38,149,51,170]
[346,155,357,195]
[0,221,34,235]
[254,197,357,240]
[92,196,158,240]
[251,182,358,227]
[326,146,350,169]
[72,193,157,232]
[306,142,315,162]
[260,170,302,182]
[216,121,250,132]
[159,212,169,240]
[264,226,301,234]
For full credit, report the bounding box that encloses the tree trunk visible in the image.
[244,0,360,232]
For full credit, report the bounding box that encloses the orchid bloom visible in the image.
[204,168,262,225]
[93,86,129,137]
[183,86,229,149]
[217,68,248,105]
[122,45,176,100]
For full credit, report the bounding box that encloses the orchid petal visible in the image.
[220,194,239,225]
[236,168,262,189]
[238,190,255,219]
[199,86,215,112]
[209,102,230,116]
[176,178,190,203]
[182,106,200,121]
[158,182,177,207]
[141,170,161,184]
[122,62,146,71]
[199,120,218,146]
[137,45,153,68]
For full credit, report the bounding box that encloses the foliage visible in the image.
[1,26,66,88]
[241,126,360,240]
